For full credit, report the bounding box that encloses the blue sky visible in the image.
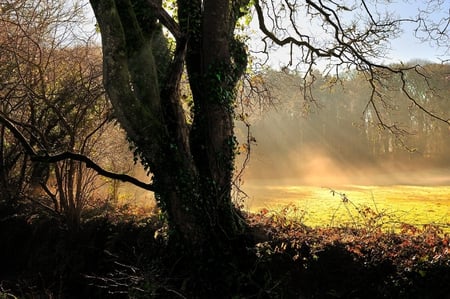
[247,0,449,69]
[385,0,449,64]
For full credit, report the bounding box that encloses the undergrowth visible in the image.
[245,197,450,298]
[1,196,449,298]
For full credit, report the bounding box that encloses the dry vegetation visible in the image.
[244,185,450,233]
[245,207,450,298]
[1,198,449,298]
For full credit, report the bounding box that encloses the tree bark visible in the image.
[90,0,249,255]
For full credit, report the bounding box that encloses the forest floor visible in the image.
[0,203,449,298]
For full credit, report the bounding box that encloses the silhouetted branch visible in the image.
[254,0,450,140]
[0,112,154,191]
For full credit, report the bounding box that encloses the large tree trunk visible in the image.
[90,0,249,255]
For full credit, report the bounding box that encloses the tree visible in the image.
[0,0,91,203]
[0,0,117,227]
[34,46,109,228]
[2,0,449,257]
[89,0,251,254]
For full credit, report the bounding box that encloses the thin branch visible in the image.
[398,68,450,124]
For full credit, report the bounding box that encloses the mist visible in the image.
[237,68,450,189]
[240,111,450,187]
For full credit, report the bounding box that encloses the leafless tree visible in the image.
[0,0,121,227]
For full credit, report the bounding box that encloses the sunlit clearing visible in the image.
[236,87,450,231]
[243,184,450,233]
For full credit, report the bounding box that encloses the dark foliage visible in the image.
[1,206,449,298]
[0,206,164,298]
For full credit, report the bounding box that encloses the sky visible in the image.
[386,1,449,63]
[246,0,449,69]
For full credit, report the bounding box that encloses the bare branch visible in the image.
[253,0,450,134]
[398,68,450,124]
[0,112,154,191]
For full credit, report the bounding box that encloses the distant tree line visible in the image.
[246,64,450,178]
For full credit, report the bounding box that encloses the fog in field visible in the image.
[236,67,450,189]
[238,112,450,188]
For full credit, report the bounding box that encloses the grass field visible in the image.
[243,181,450,232]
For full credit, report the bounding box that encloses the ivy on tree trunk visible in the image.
[89,0,250,254]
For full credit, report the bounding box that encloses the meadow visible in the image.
[244,181,450,232]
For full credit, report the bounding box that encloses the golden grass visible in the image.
[244,182,450,232]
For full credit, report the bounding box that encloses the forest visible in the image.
[1,0,450,298]
[244,66,450,183]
